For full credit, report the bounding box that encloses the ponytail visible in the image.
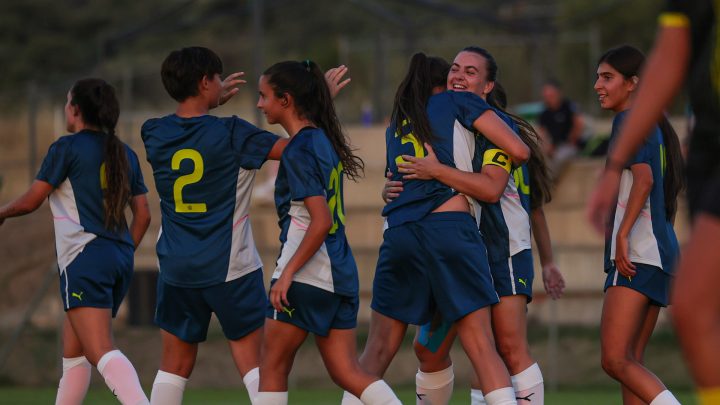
[71,78,130,230]
[391,52,450,146]
[658,115,685,219]
[263,60,364,181]
[488,82,553,208]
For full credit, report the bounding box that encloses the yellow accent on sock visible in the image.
[698,387,720,405]
[658,12,690,28]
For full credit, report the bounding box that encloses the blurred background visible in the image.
[0,0,694,402]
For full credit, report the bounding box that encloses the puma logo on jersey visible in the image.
[282,306,296,318]
[518,278,527,288]
[71,292,84,301]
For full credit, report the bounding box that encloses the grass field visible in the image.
[0,387,698,404]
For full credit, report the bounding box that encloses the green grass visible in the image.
[0,387,698,404]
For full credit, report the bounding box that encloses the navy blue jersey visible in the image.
[36,130,147,270]
[604,110,680,273]
[142,114,279,288]
[273,127,358,296]
[474,111,532,264]
[382,91,494,227]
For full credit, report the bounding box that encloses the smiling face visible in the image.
[256,75,285,125]
[594,62,636,113]
[447,51,494,99]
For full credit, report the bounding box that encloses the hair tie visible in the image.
[304,59,311,71]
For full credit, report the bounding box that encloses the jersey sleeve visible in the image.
[126,146,148,196]
[36,137,71,187]
[284,141,326,201]
[450,91,494,129]
[627,129,657,167]
[226,117,281,170]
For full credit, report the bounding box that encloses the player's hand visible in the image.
[587,169,621,234]
[270,273,292,312]
[325,65,351,99]
[382,170,403,204]
[542,262,565,300]
[614,233,637,278]
[398,143,440,180]
[219,72,247,105]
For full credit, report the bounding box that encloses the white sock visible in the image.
[360,380,402,405]
[512,363,543,404]
[243,367,260,403]
[341,391,365,405]
[649,390,681,405]
[150,370,187,405]
[415,365,454,404]
[55,356,91,405]
[483,387,517,405]
[97,350,149,405]
[471,388,486,405]
[254,391,288,405]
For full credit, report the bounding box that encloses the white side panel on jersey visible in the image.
[49,179,97,272]
[227,168,264,282]
[501,175,532,256]
[610,170,662,268]
[452,120,483,226]
[273,201,335,293]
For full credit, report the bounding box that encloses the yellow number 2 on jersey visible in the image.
[172,149,207,213]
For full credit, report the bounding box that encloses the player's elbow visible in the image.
[636,175,653,193]
[484,190,502,204]
[511,144,531,165]
[313,214,333,234]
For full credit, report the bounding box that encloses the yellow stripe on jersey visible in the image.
[697,387,720,405]
[658,12,690,28]
[482,149,512,173]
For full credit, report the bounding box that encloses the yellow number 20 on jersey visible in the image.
[172,149,207,213]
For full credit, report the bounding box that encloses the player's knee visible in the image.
[82,344,115,366]
[495,337,529,371]
[161,358,196,378]
[600,350,631,380]
[362,340,398,371]
[413,340,450,370]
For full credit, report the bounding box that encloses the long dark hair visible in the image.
[71,78,129,230]
[464,46,553,208]
[598,45,684,220]
[390,52,450,146]
[263,60,364,181]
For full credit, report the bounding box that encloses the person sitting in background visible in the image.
[538,79,584,178]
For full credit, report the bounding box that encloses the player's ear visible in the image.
[483,81,495,97]
[280,93,291,108]
[199,75,211,91]
[629,75,639,91]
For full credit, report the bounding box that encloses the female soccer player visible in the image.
[586,4,720,404]
[0,78,151,405]
[388,47,563,405]
[254,60,400,405]
[594,45,683,405]
[345,52,530,405]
